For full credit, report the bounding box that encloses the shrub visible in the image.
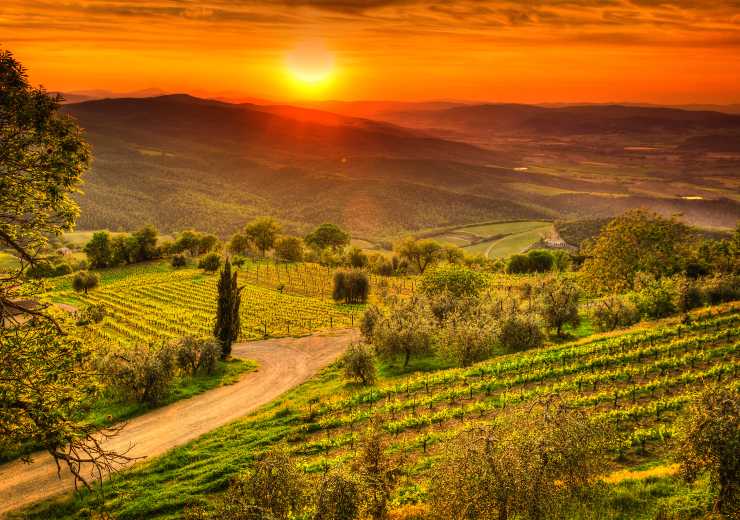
[419,263,486,299]
[507,254,531,274]
[76,303,106,326]
[497,311,545,352]
[173,336,220,376]
[342,343,377,385]
[591,295,640,332]
[171,253,187,268]
[527,249,554,272]
[71,271,99,294]
[198,252,221,272]
[347,247,369,268]
[274,236,304,263]
[333,270,370,304]
[26,260,73,278]
[103,343,176,405]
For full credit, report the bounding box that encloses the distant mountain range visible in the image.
[61,94,740,238]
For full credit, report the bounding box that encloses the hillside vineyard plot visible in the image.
[282,307,739,469]
[51,268,364,347]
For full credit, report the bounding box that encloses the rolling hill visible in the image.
[62,95,740,239]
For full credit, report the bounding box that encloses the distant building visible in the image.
[544,237,568,248]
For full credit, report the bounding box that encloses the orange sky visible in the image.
[3,1,740,104]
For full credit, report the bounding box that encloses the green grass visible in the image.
[20,304,739,519]
[86,358,257,428]
[0,251,19,271]
[464,224,552,258]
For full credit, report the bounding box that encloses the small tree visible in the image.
[397,238,442,274]
[84,231,112,268]
[103,343,176,405]
[72,271,99,294]
[171,253,187,268]
[305,223,350,252]
[314,470,361,520]
[274,236,304,262]
[198,252,221,272]
[676,384,739,516]
[438,310,496,367]
[347,246,368,268]
[173,336,220,376]
[420,263,486,299]
[441,244,465,264]
[527,249,554,273]
[632,273,677,319]
[354,424,401,520]
[360,305,383,343]
[214,259,242,358]
[245,217,281,256]
[228,232,252,256]
[342,343,377,385]
[333,271,370,304]
[497,310,545,352]
[373,295,435,367]
[537,276,581,336]
[590,295,640,331]
[216,447,306,519]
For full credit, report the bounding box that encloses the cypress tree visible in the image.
[214,259,242,358]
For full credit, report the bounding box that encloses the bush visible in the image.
[274,236,304,263]
[507,254,531,274]
[314,470,361,520]
[332,270,370,304]
[419,263,486,299]
[171,253,187,268]
[342,343,377,385]
[103,343,176,405]
[347,247,369,268]
[173,336,220,376]
[591,295,640,332]
[71,271,99,294]
[537,276,581,336]
[76,303,106,326]
[674,277,704,313]
[527,249,554,272]
[497,311,545,352]
[198,252,221,272]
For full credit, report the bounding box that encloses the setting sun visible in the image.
[285,40,335,90]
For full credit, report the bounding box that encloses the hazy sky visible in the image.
[3,0,740,103]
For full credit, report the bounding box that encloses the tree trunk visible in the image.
[404,349,411,368]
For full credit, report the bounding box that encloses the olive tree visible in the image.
[676,384,739,516]
[341,343,377,385]
[537,276,581,337]
[372,295,435,368]
[438,309,496,367]
[72,271,99,294]
[430,402,613,520]
[245,217,281,256]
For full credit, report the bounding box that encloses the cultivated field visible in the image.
[423,220,554,258]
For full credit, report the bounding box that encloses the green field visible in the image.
[423,220,554,259]
[23,304,739,519]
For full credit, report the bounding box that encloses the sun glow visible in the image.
[285,40,335,93]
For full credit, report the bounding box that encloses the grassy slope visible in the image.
[464,223,553,257]
[22,303,739,519]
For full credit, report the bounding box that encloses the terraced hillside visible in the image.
[23,304,739,519]
[422,220,554,258]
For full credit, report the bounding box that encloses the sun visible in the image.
[285,40,335,88]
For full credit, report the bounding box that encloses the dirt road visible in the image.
[0,329,357,516]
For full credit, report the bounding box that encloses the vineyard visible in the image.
[46,262,366,348]
[30,303,739,519]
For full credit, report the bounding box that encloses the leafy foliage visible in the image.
[332,270,370,304]
[198,252,222,272]
[305,223,350,252]
[373,295,435,367]
[537,275,581,336]
[582,210,693,294]
[342,343,377,386]
[245,217,281,256]
[419,263,486,299]
[676,384,739,516]
[214,259,242,357]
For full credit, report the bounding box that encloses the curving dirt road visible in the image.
[0,329,357,517]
